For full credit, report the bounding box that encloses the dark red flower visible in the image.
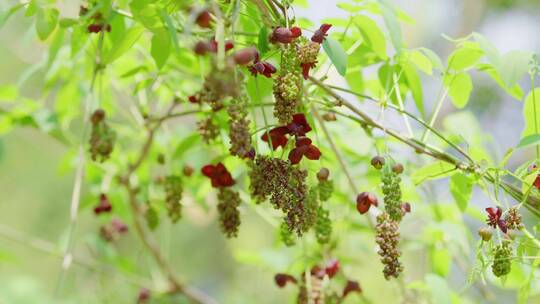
[287,113,312,136]
[310,265,326,278]
[111,218,128,233]
[342,280,361,298]
[324,259,340,278]
[274,273,297,288]
[137,288,151,303]
[194,39,234,56]
[261,126,289,150]
[195,10,212,28]
[311,24,332,43]
[94,193,112,215]
[288,137,321,164]
[188,95,199,104]
[269,26,302,44]
[402,202,411,213]
[356,192,378,214]
[201,163,235,188]
[87,23,111,33]
[249,61,277,78]
[485,207,507,233]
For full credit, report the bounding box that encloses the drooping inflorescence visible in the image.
[89,109,116,162]
[375,212,404,280]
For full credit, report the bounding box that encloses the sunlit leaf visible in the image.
[322,37,348,76]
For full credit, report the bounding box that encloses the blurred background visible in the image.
[1,0,540,303]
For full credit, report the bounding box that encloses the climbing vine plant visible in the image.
[1,0,540,303]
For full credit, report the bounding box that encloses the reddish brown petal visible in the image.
[296,136,312,147]
[274,273,297,288]
[485,207,497,217]
[342,280,361,298]
[201,165,215,178]
[224,40,235,51]
[270,27,293,44]
[290,26,302,38]
[302,63,311,80]
[324,259,340,278]
[287,113,312,136]
[288,148,304,164]
[320,24,332,34]
[534,174,540,189]
[196,10,212,28]
[233,47,259,65]
[498,219,508,234]
[304,145,321,160]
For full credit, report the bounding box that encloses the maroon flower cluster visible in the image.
[261,113,321,164]
[100,218,128,242]
[201,163,235,188]
[485,207,507,233]
[94,193,112,215]
[356,192,378,214]
[80,6,111,34]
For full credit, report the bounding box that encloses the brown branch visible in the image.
[119,104,218,304]
[309,76,540,217]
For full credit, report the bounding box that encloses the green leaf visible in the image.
[402,63,424,116]
[521,88,540,138]
[257,26,269,55]
[35,8,59,41]
[355,15,387,60]
[379,0,403,51]
[151,28,171,69]
[102,25,145,64]
[447,45,483,71]
[419,47,443,71]
[517,134,540,149]
[473,32,500,67]
[407,49,432,75]
[158,8,180,52]
[449,173,475,211]
[446,72,473,109]
[337,2,363,12]
[59,18,78,28]
[0,85,18,101]
[412,161,456,185]
[499,50,533,88]
[477,63,524,100]
[322,37,348,76]
[0,3,25,28]
[431,247,451,276]
[173,133,201,159]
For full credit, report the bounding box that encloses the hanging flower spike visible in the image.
[261,126,289,150]
[342,280,362,298]
[485,207,507,233]
[311,23,332,43]
[287,113,312,136]
[274,273,297,288]
[288,136,321,164]
[249,61,277,78]
[201,163,235,188]
[269,26,302,44]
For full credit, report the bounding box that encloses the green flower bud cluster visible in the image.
[89,109,116,162]
[492,241,512,277]
[164,175,183,223]
[315,206,332,245]
[274,46,303,124]
[280,221,296,247]
[145,204,159,230]
[228,93,253,158]
[381,163,404,222]
[317,180,334,202]
[217,187,242,238]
